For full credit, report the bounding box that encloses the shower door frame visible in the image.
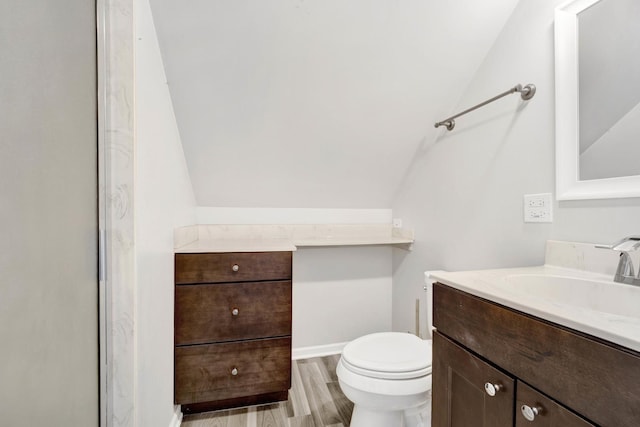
[97,0,136,425]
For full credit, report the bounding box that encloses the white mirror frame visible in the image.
[555,0,640,200]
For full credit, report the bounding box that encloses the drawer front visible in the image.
[175,281,292,345]
[175,252,292,284]
[434,283,640,427]
[174,337,292,405]
[516,382,595,427]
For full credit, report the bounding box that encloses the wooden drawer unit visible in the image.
[174,251,293,413]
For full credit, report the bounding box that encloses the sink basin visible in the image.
[497,273,640,319]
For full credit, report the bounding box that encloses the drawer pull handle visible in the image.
[232,264,240,272]
[484,382,502,397]
[231,367,238,376]
[521,404,543,421]
[231,308,239,316]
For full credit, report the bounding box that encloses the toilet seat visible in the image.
[341,332,432,380]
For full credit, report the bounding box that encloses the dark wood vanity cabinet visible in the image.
[433,283,640,427]
[174,251,293,414]
[434,332,593,427]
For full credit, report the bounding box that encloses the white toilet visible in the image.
[336,332,432,427]
[336,275,436,427]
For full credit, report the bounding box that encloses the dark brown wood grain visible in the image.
[175,252,292,284]
[515,382,595,427]
[175,280,292,345]
[174,251,293,412]
[175,337,292,405]
[434,283,640,427]
[433,331,514,427]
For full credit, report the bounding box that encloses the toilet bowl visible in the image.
[336,272,438,427]
[336,332,432,427]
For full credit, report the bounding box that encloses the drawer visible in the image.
[174,337,292,405]
[175,280,292,345]
[434,283,640,427]
[175,252,292,284]
[516,382,595,427]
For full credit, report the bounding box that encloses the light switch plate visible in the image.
[524,193,553,223]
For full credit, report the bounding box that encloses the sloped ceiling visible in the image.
[148,0,519,208]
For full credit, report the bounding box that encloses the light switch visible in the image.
[524,193,553,223]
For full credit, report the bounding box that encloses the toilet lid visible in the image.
[341,332,432,380]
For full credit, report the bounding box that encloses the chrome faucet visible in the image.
[596,236,640,286]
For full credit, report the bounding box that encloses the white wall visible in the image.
[196,207,392,225]
[149,0,520,208]
[391,0,640,336]
[197,208,393,351]
[293,246,392,349]
[134,0,197,426]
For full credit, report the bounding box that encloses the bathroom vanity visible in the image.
[431,275,640,427]
[174,251,293,413]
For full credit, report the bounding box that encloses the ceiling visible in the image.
[148,0,520,208]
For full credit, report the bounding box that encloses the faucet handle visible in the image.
[596,236,640,252]
[596,237,640,285]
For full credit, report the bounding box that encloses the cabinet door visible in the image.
[433,332,514,427]
[516,382,596,427]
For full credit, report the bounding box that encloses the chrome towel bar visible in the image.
[434,83,536,131]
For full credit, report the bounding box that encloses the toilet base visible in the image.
[349,400,431,427]
[405,398,431,427]
[350,405,403,427]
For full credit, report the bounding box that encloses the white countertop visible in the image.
[175,238,297,253]
[430,264,640,353]
[174,223,414,253]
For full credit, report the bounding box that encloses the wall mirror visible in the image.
[555,0,640,200]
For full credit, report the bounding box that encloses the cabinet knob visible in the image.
[231,367,238,376]
[484,382,503,397]
[231,308,239,316]
[521,404,543,421]
[232,264,240,272]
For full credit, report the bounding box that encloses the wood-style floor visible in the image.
[182,354,353,427]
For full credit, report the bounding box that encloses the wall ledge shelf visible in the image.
[174,224,414,253]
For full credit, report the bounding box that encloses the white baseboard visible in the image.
[292,342,347,360]
[168,405,183,427]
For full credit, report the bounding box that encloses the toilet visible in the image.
[336,332,432,427]
[336,274,436,427]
